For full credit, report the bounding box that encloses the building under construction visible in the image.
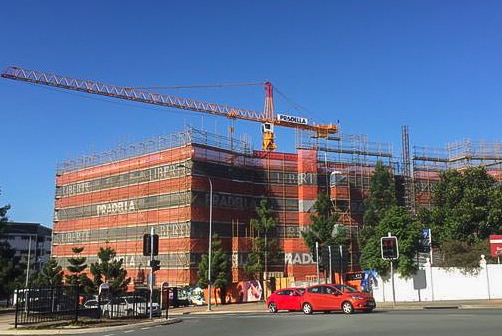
[51,125,396,297]
[51,125,502,297]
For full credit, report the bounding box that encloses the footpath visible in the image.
[1,299,501,335]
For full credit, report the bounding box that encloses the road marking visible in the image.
[124,330,135,333]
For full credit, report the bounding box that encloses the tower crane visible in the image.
[1,66,338,151]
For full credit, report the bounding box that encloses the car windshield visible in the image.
[334,285,359,293]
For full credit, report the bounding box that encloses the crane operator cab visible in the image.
[261,122,277,151]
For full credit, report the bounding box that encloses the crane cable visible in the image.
[130,82,265,90]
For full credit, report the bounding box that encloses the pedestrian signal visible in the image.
[381,236,399,260]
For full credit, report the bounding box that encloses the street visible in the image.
[79,309,502,336]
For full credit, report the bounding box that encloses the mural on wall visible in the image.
[243,280,262,302]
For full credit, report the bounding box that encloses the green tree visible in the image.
[360,206,420,276]
[0,205,24,300]
[246,198,281,279]
[438,240,492,270]
[66,247,94,294]
[301,192,342,260]
[0,205,10,223]
[33,257,64,287]
[90,246,130,295]
[359,162,420,276]
[197,234,229,305]
[418,166,502,266]
[360,161,397,246]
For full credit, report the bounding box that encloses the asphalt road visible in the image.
[79,309,502,336]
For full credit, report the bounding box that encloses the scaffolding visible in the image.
[296,131,395,270]
[412,139,502,210]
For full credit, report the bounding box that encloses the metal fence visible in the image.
[13,285,154,328]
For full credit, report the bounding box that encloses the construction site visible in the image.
[2,67,502,302]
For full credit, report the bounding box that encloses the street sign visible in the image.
[489,235,502,257]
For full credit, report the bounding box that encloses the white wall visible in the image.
[373,257,502,302]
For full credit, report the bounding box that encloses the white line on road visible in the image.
[124,330,136,333]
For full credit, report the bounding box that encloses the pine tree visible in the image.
[89,246,130,295]
[246,198,281,280]
[197,234,229,305]
[301,192,342,259]
[34,257,63,287]
[66,247,94,294]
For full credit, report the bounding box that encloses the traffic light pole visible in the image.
[388,233,396,307]
[150,227,154,319]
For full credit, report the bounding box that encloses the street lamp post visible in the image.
[207,177,213,311]
[178,164,213,311]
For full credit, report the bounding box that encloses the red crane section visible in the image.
[1,66,338,150]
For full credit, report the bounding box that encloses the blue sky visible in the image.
[1,1,501,227]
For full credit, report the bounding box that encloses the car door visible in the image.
[283,289,302,311]
[306,286,325,310]
[325,286,344,311]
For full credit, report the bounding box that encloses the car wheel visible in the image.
[268,302,278,313]
[302,302,313,315]
[342,301,354,314]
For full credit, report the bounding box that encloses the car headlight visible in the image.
[351,296,365,300]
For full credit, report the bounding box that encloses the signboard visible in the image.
[489,235,502,257]
[277,114,308,125]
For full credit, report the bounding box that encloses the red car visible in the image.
[266,287,305,313]
[301,284,375,314]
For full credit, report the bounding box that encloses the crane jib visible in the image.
[1,66,339,147]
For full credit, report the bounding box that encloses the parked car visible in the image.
[301,284,375,314]
[82,299,109,309]
[101,296,148,318]
[144,301,161,317]
[266,287,305,313]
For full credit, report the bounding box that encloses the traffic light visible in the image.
[418,238,431,253]
[381,236,399,260]
[150,259,161,272]
[321,245,330,270]
[143,234,159,256]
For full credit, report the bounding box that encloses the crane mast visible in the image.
[1,66,338,150]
